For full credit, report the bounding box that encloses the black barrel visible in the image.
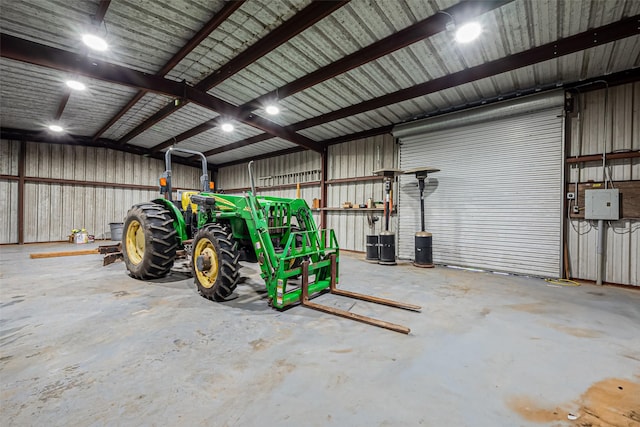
[414,231,433,268]
[365,235,379,261]
[378,231,396,265]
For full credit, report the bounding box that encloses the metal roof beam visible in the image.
[117,0,348,145]
[93,0,111,24]
[0,34,323,152]
[204,134,271,157]
[215,15,639,152]
[54,92,71,121]
[214,147,307,169]
[151,0,510,153]
[92,1,244,141]
[0,127,206,169]
[53,0,111,124]
[243,0,512,111]
[212,125,394,168]
[287,15,640,131]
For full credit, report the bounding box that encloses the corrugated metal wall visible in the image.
[326,134,397,252]
[216,150,323,225]
[216,134,397,252]
[217,150,321,191]
[0,140,20,243]
[0,140,202,243]
[567,83,639,286]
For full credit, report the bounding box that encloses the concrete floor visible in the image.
[1,242,639,427]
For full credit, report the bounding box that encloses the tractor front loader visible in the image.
[122,148,420,333]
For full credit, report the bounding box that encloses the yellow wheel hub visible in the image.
[194,239,219,288]
[125,220,145,265]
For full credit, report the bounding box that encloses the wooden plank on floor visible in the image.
[30,249,99,259]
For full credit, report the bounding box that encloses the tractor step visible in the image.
[299,255,421,334]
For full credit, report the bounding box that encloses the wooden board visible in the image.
[566,181,640,219]
[30,248,99,259]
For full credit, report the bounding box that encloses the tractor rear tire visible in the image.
[192,224,240,301]
[122,202,178,279]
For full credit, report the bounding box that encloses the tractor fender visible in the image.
[152,198,188,242]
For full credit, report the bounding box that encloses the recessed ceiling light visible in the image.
[66,80,86,91]
[221,123,234,132]
[48,125,64,132]
[82,34,108,51]
[455,22,481,43]
[265,105,280,115]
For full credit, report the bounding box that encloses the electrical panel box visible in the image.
[584,189,620,220]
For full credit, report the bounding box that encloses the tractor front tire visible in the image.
[192,224,240,301]
[122,202,178,279]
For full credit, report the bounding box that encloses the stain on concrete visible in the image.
[577,378,640,426]
[0,299,24,308]
[38,367,93,403]
[508,378,640,426]
[112,290,130,298]
[546,323,603,338]
[173,339,189,349]
[329,348,353,354]
[506,396,566,423]
[508,302,548,314]
[250,338,268,351]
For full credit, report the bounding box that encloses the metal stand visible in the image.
[373,169,403,266]
[404,167,440,268]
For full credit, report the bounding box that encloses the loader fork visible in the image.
[300,254,421,334]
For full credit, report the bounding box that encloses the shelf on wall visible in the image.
[313,207,394,212]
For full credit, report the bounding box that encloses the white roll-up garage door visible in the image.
[394,92,565,277]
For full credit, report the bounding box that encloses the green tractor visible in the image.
[122,148,419,333]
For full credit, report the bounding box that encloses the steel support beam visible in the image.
[150,0,510,153]
[203,134,271,157]
[54,91,71,120]
[324,125,393,146]
[92,0,244,141]
[52,1,111,124]
[210,63,639,166]
[320,148,328,229]
[215,147,307,168]
[17,141,25,245]
[212,125,395,168]
[118,0,347,145]
[0,34,323,152]
[93,0,111,24]
[287,15,640,131]
[208,15,639,154]
[0,127,206,169]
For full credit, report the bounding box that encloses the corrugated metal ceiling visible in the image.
[0,0,638,167]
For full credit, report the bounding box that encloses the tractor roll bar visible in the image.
[163,147,210,200]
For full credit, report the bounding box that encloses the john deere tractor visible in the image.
[122,148,419,333]
[122,147,339,308]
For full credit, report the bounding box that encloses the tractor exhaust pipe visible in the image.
[248,160,257,195]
